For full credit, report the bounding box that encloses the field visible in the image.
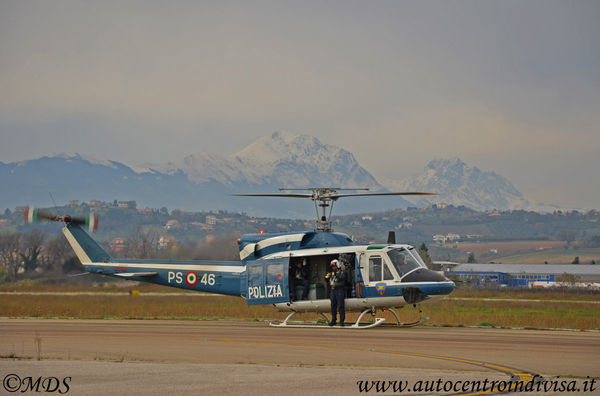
[453,241,600,263]
[492,248,600,264]
[1,284,598,330]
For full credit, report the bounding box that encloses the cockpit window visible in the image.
[387,248,424,277]
[383,263,394,280]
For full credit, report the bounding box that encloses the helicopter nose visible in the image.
[402,268,449,283]
[401,268,455,298]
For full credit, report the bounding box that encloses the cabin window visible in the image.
[248,265,262,285]
[368,255,396,282]
[266,263,284,285]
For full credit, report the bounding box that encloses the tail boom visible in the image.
[62,224,245,296]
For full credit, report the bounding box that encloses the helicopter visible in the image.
[26,188,455,329]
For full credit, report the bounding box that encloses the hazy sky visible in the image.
[1,1,599,209]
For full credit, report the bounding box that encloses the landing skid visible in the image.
[380,307,429,327]
[269,309,388,329]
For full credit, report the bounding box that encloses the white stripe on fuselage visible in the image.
[239,244,256,260]
[87,261,245,273]
[241,234,306,260]
[255,234,305,251]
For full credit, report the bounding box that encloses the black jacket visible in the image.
[325,269,347,289]
[293,265,309,281]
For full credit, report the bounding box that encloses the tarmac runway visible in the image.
[1,319,598,395]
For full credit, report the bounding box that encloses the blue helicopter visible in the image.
[27,188,455,328]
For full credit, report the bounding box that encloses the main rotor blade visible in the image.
[233,193,313,198]
[278,188,370,191]
[330,192,437,199]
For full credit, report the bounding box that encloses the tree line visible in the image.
[0,225,242,283]
[0,229,80,282]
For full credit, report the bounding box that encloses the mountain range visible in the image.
[1,131,549,217]
[384,158,532,211]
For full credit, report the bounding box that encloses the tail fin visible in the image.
[62,223,111,264]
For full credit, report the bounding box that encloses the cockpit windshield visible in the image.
[387,247,425,278]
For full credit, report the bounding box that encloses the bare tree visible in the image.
[44,233,75,274]
[557,229,577,246]
[20,229,46,273]
[556,272,579,288]
[126,227,160,259]
[192,233,240,260]
[0,232,22,281]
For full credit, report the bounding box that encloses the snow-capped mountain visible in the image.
[1,135,552,216]
[0,133,407,216]
[0,153,196,210]
[384,158,531,211]
[150,131,382,189]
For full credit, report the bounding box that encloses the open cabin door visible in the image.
[245,258,290,305]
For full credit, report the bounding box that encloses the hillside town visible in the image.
[1,199,599,288]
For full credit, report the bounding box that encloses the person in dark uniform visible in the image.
[325,259,347,326]
[290,259,310,301]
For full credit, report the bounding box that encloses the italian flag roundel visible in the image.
[185,271,198,286]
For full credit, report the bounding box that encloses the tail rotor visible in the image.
[25,207,99,233]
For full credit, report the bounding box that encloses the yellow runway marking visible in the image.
[212,338,538,395]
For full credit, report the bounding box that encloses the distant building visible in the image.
[361,216,373,221]
[165,219,181,230]
[205,215,217,226]
[118,200,137,209]
[67,200,80,206]
[351,234,369,244]
[137,207,154,214]
[434,233,460,243]
[159,235,176,249]
[446,233,461,242]
[447,264,600,288]
[433,234,447,244]
[87,200,103,207]
[15,206,28,213]
[109,238,127,253]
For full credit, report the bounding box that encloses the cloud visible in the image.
[0,1,598,208]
